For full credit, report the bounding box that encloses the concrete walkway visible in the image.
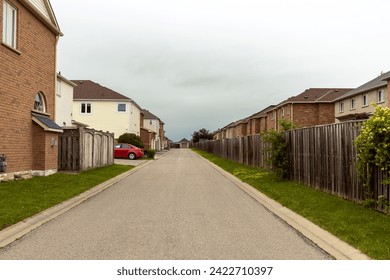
[0,149,368,259]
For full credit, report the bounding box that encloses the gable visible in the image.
[20,0,62,35]
[29,0,50,20]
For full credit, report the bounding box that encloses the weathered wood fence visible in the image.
[195,121,390,209]
[58,127,114,172]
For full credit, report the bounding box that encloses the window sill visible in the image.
[377,101,385,104]
[1,43,21,55]
[362,105,369,108]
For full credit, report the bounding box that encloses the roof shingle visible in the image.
[71,80,130,100]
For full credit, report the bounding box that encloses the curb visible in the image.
[194,152,370,260]
[0,159,155,249]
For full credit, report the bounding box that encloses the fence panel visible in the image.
[59,127,114,172]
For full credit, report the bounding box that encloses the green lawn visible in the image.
[0,164,133,230]
[194,149,390,260]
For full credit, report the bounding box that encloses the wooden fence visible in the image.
[195,121,390,210]
[58,127,114,172]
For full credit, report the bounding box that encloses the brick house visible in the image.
[334,71,390,122]
[268,88,352,130]
[0,0,63,180]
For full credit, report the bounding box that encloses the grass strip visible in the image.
[0,164,133,230]
[193,149,390,260]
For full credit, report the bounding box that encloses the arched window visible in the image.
[34,92,46,112]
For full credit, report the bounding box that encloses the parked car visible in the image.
[114,143,144,160]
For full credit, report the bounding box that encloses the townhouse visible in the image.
[142,109,166,150]
[1,0,62,180]
[267,88,352,130]
[334,71,390,121]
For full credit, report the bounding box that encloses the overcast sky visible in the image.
[51,0,390,141]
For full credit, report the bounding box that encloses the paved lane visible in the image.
[0,149,331,259]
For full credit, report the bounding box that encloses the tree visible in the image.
[117,133,144,148]
[192,128,213,143]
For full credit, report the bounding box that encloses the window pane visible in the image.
[3,2,17,47]
[118,104,126,112]
[86,103,91,113]
[81,103,86,113]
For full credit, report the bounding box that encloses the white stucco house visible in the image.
[55,73,76,127]
[71,80,142,138]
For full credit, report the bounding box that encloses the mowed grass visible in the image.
[0,164,133,230]
[194,149,390,260]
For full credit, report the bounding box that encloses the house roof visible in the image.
[248,105,276,119]
[276,88,353,108]
[142,109,160,120]
[178,138,190,143]
[335,71,390,101]
[57,73,76,87]
[32,112,63,133]
[72,80,131,101]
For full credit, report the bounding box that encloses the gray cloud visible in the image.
[52,0,390,141]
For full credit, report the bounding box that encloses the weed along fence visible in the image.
[58,127,114,172]
[195,121,390,210]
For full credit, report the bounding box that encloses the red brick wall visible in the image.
[292,103,335,128]
[0,0,58,173]
[140,128,152,150]
[266,111,277,131]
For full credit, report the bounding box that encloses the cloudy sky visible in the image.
[51,0,390,141]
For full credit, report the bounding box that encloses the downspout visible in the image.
[291,103,294,124]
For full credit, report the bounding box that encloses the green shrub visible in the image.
[355,104,390,200]
[144,149,156,159]
[261,120,295,179]
[117,133,144,148]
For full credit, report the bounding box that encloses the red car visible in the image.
[114,143,144,160]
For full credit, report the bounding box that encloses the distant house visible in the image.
[0,0,63,180]
[72,80,142,138]
[178,138,191,149]
[55,73,76,127]
[267,88,352,130]
[142,109,166,150]
[334,71,390,122]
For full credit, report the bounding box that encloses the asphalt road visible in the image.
[0,149,331,259]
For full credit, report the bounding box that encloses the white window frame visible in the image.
[34,92,46,113]
[117,103,127,112]
[2,1,17,48]
[362,94,368,107]
[56,79,62,97]
[350,98,356,110]
[339,102,344,113]
[80,103,92,114]
[377,90,385,103]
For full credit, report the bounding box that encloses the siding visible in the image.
[28,0,50,20]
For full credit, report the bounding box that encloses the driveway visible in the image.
[0,149,331,259]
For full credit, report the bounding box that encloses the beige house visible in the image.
[72,80,142,138]
[142,109,165,150]
[335,71,390,122]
